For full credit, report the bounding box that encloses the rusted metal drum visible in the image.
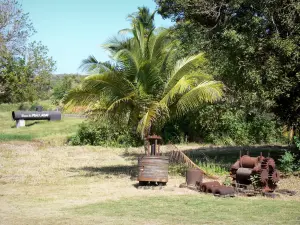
[236,168,252,184]
[240,155,258,168]
[138,156,169,183]
[186,168,203,186]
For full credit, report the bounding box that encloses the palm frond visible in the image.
[62,87,102,107]
[113,49,139,81]
[118,28,133,35]
[160,76,194,106]
[106,93,135,113]
[164,53,206,93]
[83,72,135,98]
[137,102,169,138]
[175,81,224,117]
[148,28,170,60]
[102,36,132,55]
[79,55,116,74]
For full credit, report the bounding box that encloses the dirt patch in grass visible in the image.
[0,142,299,225]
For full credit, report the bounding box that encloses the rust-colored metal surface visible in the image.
[230,153,280,192]
[137,156,169,183]
[200,181,220,192]
[261,158,276,171]
[236,168,252,185]
[240,155,258,168]
[214,186,235,195]
[207,185,220,194]
[186,168,203,186]
[271,170,280,182]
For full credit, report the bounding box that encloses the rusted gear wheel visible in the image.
[260,169,269,183]
[271,170,280,183]
[261,158,275,171]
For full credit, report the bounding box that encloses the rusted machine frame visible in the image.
[230,151,279,193]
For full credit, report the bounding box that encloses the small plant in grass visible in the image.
[196,159,228,176]
[168,164,189,176]
[250,174,261,190]
[223,176,232,186]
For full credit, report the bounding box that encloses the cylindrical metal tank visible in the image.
[239,155,258,168]
[186,168,203,186]
[138,156,169,183]
[236,167,252,184]
[12,111,61,121]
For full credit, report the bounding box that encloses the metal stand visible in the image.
[16,119,25,128]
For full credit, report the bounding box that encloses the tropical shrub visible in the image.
[278,151,296,174]
[64,8,224,139]
[70,122,142,147]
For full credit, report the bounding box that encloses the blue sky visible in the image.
[21,0,173,74]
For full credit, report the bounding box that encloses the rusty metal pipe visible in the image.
[200,181,220,192]
[214,186,235,195]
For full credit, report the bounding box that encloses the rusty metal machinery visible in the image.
[199,181,235,196]
[186,168,203,187]
[230,153,280,192]
[137,135,169,186]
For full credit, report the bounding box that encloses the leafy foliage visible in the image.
[278,151,297,174]
[0,1,56,103]
[161,103,285,145]
[51,74,83,104]
[0,43,56,103]
[70,121,142,147]
[64,7,224,139]
[0,0,35,55]
[156,0,300,133]
[295,136,300,151]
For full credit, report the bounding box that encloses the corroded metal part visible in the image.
[186,168,203,187]
[260,169,269,183]
[231,154,279,192]
[231,161,240,170]
[236,168,252,185]
[200,181,220,192]
[271,170,280,182]
[207,185,220,194]
[137,156,169,182]
[214,186,235,195]
[240,155,258,168]
[261,158,276,171]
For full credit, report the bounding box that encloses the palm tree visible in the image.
[64,10,224,138]
[119,6,156,37]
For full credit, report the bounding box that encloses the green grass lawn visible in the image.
[73,195,300,225]
[0,111,83,145]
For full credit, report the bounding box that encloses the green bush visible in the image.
[294,136,300,151]
[70,122,142,147]
[163,103,286,145]
[278,151,296,174]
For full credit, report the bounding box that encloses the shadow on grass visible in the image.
[180,145,288,170]
[10,121,40,128]
[121,151,144,161]
[69,165,138,178]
